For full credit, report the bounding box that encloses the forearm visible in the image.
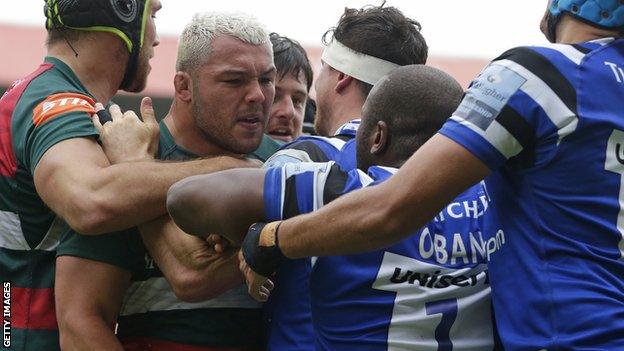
[55,256,130,351]
[277,134,490,258]
[59,315,122,351]
[278,183,403,258]
[167,169,266,243]
[139,217,243,302]
[73,156,252,235]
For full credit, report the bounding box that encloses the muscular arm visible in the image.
[34,137,252,235]
[166,168,267,244]
[55,256,130,351]
[138,216,243,302]
[277,134,491,258]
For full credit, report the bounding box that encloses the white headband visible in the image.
[321,40,400,85]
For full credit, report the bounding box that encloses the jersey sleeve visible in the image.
[263,161,336,221]
[56,228,144,273]
[265,139,340,168]
[438,46,579,171]
[23,92,98,173]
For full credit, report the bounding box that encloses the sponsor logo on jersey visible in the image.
[32,93,95,127]
[434,194,490,221]
[418,227,506,266]
[389,266,488,289]
[455,64,526,131]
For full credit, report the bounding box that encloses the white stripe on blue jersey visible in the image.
[493,59,578,144]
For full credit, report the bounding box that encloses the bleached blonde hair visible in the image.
[176,12,271,72]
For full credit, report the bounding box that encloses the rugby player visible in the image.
[265,4,428,171]
[54,12,279,351]
[265,33,313,144]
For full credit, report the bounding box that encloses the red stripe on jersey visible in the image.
[9,286,58,330]
[121,337,264,351]
[0,63,54,178]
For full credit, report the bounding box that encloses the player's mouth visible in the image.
[236,114,264,132]
[267,127,294,143]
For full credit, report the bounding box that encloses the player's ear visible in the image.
[370,120,388,155]
[174,71,192,103]
[334,72,354,94]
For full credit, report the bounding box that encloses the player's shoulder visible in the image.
[283,135,350,152]
[266,135,351,167]
[490,40,613,80]
[14,62,94,123]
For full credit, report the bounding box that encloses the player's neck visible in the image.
[556,16,619,44]
[164,102,240,158]
[327,100,362,136]
[47,39,125,104]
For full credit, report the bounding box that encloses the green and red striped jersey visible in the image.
[0,56,99,351]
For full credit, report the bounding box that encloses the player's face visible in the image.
[192,35,276,154]
[313,62,335,137]
[126,0,161,92]
[266,71,307,143]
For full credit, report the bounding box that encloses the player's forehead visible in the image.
[277,72,307,95]
[207,36,275,76]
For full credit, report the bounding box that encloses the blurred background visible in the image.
[0,0,549,118]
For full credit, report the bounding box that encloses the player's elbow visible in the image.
[167,179,212,236]
[57,308,94,350]
[167,180,195,231]
[64,194,117,235]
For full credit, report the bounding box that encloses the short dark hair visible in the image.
[323,3,428,97]
[358,65,463,168]
[270,33,314,92]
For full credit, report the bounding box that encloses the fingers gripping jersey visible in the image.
[439,38,624,349]
[263,162,501,350]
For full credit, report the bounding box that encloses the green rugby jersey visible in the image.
[0,57,99,351]
[57,123,279,349]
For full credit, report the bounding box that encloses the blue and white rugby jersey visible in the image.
[264,119,359,171]
[264,161,501,351]
[261,119,359,350]
[438,38,624,350]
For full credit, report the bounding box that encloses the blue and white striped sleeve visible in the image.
[263,162,336,221]
[439,46,581,170]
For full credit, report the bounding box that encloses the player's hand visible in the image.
[92,97,160,164]
[238,250,274,301]
[241,221,285,277]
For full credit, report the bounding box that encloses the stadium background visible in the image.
[1,22,489,119]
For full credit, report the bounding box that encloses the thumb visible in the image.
[140,97,157,125]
